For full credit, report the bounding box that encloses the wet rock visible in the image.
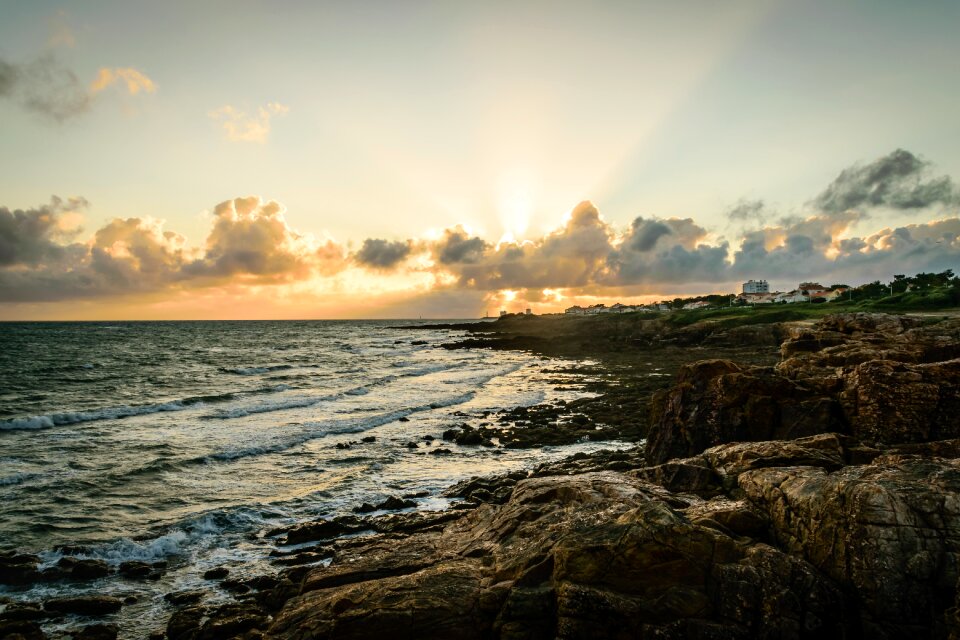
[203,567,229,580]
[353,496,416,514]
[44,596,122,616]
[428,448,452,455]
[167,603,269,640]
[360,436,376,442]
[404,441,419,449]
[277,516,368,545]
[0,552,42,586]
[118,560,163,580]
[0,602,46,622]
[54,557,111,581]
[441,428,459,441]
[70,623,118,640]
[0,619,46,640]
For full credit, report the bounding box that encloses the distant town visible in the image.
[496,270,960,317]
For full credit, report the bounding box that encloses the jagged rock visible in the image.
[646,360,844,465]
[740,457,960,637]
[44,596,122,616]
[840,358,960,444]
[265,472,845,639]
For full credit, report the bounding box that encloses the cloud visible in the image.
[726,198,770,225]
[0,196,87,266]
[354,238,412,270]
[209,102,289,143]
[3,149,960,309]
[184,196,339,282]
[0,54,92,121]
[812,148,960,215]
[433,226,488,265]
[0,196,348,302]
[90,67,156,95]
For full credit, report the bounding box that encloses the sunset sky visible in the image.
[1,0,959,319]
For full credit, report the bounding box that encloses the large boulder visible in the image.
[740,457,960,638]
[646,360,845,465]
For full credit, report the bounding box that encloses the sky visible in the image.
[1,0,959,319]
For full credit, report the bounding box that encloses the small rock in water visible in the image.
[56,557,111,581]
[203,567,229,580]
[360,436,376,442]
[44,596,123,616]
[397,416,410,422]
[405,441,419,449]
[429,448,453,455]
[118,560,162,580]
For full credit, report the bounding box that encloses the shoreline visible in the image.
[4,311,960,638]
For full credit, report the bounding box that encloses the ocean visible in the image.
[0,320,624,636]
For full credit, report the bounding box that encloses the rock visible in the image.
[0,553,42,585]
[265,472,845,639]
[0,602,46,622]
[44,596,123,616]
[839,358,960,444]
[353,496,416,513]
[167,603,268,640]
[739,457,960,637]
[404,441,419,449]
[70,623,118,640]
[55,557,111,581]
[701,432,846,487]
[647,359,846,465]
[0,619,46,640]
[278,516,368,545]
[441,429,459,441]
[203,567,229,580]
[429,448,452,455]
[360,436,376,442]
[118,560,162,580]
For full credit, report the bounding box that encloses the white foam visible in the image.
[0,400,192,431]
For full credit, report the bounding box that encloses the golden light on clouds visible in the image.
[90,67,157,95]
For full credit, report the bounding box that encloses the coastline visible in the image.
[4,311,960,639]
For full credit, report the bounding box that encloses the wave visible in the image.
[0,389,276,432]
[199,391,477,464]
[0,472,42,486]
[221,364,295,375]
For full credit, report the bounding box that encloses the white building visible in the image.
[564,305,586,315]
[742,279,770,294]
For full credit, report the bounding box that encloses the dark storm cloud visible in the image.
[354,238,411,269]
[812,149,960,215]
[726,198,769,225]
[434,227,488,264]
[624,218,672,252]
[0,196,87,266]
[0,54,91,121]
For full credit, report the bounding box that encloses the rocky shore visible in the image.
[4,312,960,639]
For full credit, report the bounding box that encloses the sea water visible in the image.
[0,320,626,637]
